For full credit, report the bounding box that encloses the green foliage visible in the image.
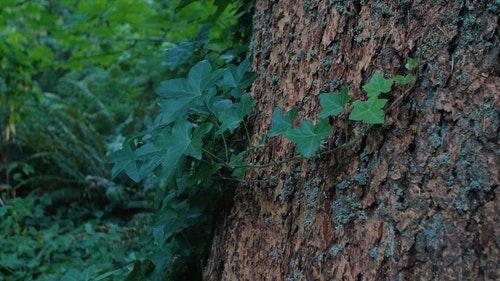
[0,0,248,141]
[1,0,255,280]
[109,36,257,281]
[393,74,415,85]
[318,86,351,118]
[362,71,394,98]
[405,57,419,71]
[0,194,154,281]
[349,97,388,124]
[284,119,332,158]
[269,65,418,157]
[110,58,256,183]
[267,107,298,137]
[108,55,416,279]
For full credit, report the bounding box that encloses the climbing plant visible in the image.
[109,55,417,278]
[1,0,255,280]
[269,57,419,157]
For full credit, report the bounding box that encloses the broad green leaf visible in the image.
[112,121,211,183]
[393,74,415,85]
[155,78,198,98]
[216,93,255,134]
[267,107,298,137]
[362,72,394,98]
[109,143,140,182]
[188,60,214,93]
[164,42,196,71]
[405,57,419,71]
[318,86,351,118]
[218,57,257,97]
[349,98,388,124]
[186,123,213,159]
[156,60,222,98]
[219,56,253,86]
[284,119,332,158]
[157,96,199,125]
[148,121,211,185]
[134,142,164,180]
[155,61,224,126]
[0,206,12,216]
[231,166,248,179]
[228,145,261,179]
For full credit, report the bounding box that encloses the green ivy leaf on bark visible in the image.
[284,119,332,157]
[267,107,298,137]
[318,86,351,118]
[349,98,388,124]
[362,71,394,98]
[405,57,419,71]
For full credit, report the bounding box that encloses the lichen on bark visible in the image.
[205,1,499,280]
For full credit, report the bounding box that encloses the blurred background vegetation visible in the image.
[0,0,254,280]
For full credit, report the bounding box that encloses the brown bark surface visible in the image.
[205,0,499,280]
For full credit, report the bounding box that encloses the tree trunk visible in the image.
[205,0,499,280]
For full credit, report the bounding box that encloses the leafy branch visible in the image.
[266,57,418,159]
[110,57,419,183]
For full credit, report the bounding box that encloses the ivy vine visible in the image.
[268,57,419,158]
[110,56,418,180]
[108,56,418,278]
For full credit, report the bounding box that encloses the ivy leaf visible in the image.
[189,60,224,93]
[164,42,195,71]
[156,60,223,98]
[267,107,298,137]
[156,96,200,125]
[393,74,415,85]
[362,72,394,98]
[161,121,211,160]
[108,143,141,182]
[405,57,419,71]
[134,143,164,181]
[154,61,224,125]
[127,121,212,183]
[163,25,213,70]
[148,121,210,185]
[186,123,213,159]
[155,77,198,98]
[318,86,351,118]
[216,93,255,134]
[349,98,388,124]
[218,57,257,98]
[284,119,332,158]
[229,151,249,179]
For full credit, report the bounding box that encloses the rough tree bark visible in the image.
[205,0,499,280]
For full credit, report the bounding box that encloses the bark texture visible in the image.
[205,0,499,280]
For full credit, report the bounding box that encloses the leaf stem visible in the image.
[232,132,364,170]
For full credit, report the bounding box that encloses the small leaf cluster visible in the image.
[268,59,418,157]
